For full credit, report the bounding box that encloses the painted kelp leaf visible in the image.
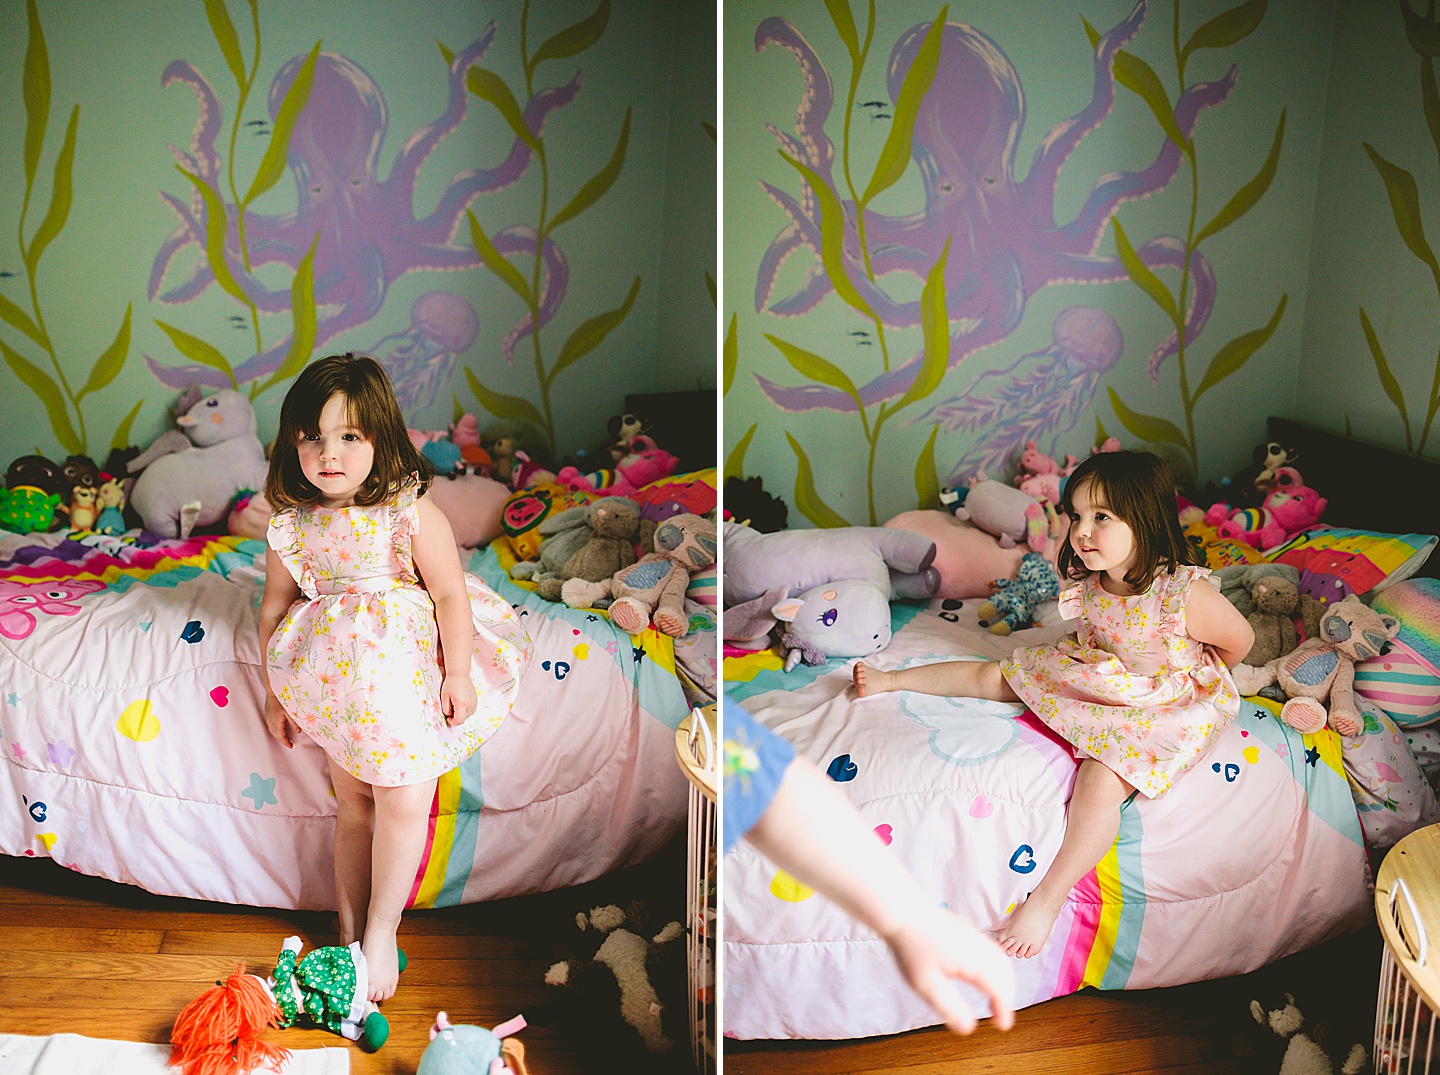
[469,211,532,304]
[778,151,875,319]
[1194,110,1285,247]
[244,41,320,208]
[723,313,738,396]
[0,291,45,349]
[1082,17,1189,156]
[177,166,251,307]
[78,305,132,401]
[895,238,951,412]
[153,320,236,385]
[547,108,632,235]
[468,66,542,154]
[725,422,757,481]
[1361,305,1412,450]
[254,232,321,397]
[1113,218,1181,332]
[1365,142,1440,287]
[466,367,545,430]
[553,276,641,380]
[111,398,144,452]
[1194,293,1286,402]
[22,0,49,192]
[914,425,940,511]
[766,334,864,413]
[202,0,248,92]
[1180,0,1269,74]
[1108,386,1187,450]
[787,432,850,528]
[527,0,610,80]
[861,7,945,207]
[1,338,79,455]
[24,105,77,272]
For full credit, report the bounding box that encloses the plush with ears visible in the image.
[722,520,938,606]
[416,1011,529,1075]
[1233,596,1400,736]
[128,388,268,537]
[563,514,716,636]
[1203,466,1326,551]
[977,552,1061,635]
[951,477,1053,551]
[770,579,893,669]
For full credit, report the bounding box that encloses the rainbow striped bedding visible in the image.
[722,602,1371,1040]
[0,531,688,909]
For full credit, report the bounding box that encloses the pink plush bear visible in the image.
[1015,442,1077,484]
[1203,466,1326,551]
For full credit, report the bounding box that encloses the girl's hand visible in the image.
[264,694,297,749]
[441,675,478,727]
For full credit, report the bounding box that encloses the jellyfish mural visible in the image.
[147,25,579,390]
[367,291,480,416]
[931,307,1124,485]
[751,2,1230,414]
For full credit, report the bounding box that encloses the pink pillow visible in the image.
[424,474,510,548]
[885,510,1055,599]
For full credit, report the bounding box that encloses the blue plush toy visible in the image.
[416,1011,528,1075]
[977,552,1061,635]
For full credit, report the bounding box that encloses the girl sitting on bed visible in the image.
[258,353,532,1002]
[854,450,1252,959]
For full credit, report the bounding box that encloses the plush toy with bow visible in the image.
[1232,596,1399,736]
[416,1011,529,1075]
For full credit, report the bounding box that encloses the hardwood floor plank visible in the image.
[0,925,165,952]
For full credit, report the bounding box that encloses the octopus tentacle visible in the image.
[160,60,223,186]
[1144,239,1216,382]
[414,74,582,248]
[150,193,209,303]
[1024,0,1146,212]
[387,25,497,204]
[1054,69,1238,252]
[755,17,835,181]
[491,227,569,366]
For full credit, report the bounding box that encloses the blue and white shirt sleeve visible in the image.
[722,698,795,854]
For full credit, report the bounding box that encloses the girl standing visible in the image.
[854,451,1252,959]
[259,353,532,1001]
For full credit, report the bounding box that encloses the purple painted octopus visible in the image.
[148,23,578,389]
[753,0,1232,413]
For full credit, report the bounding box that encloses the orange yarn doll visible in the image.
[170,964,290,1075]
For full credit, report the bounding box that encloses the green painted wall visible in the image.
[1298,0,1440,458]
[0,0,715,472]
[723,0,1336,527]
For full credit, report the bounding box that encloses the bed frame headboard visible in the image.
[1267,416,1440,579]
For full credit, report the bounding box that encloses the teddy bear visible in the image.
[1203,466,1327,551]
[416,1011,529,1075]
[544,903,686,1067]
[1233,596,1400,736]
[511,495,634,595]
[1243,574,1301,667]
[977,552,1061,635]
[537,497,639,603]
[562,514,717,637]
[127,387,269,537]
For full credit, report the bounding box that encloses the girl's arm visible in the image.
[410,495,479,724]
[1184,577,1255,668]
[259,548,301,745]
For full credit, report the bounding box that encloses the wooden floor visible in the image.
[0,843,696,1075]
[722,922,1384,1074]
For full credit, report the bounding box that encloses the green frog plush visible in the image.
[0,485,62,534]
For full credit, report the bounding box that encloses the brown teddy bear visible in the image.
[536,498,639,603]
[562,514,717,637]
[1233,595,1399,736]
[1244,575,1300,667]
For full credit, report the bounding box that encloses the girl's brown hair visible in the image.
[265,353,434,510]
[1055,449,1197,592]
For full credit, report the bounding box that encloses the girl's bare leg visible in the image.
[854,658,1019,703]
[327,759,375,947]
[997,759,1132,958]
[363,777,438,1002]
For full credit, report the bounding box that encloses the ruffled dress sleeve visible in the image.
[1056,580,1085,620]
[267,509,313,597]
[388,476,423,569]
[1158,564,1209,636]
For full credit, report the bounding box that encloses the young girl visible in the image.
[854,451,1253,959]
[258,353,532,1002]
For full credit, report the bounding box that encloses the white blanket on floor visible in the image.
[0,1033,348,1075]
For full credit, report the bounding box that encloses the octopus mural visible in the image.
[751,0,1230,415]
[147,24,580,389]
[937,306,1124,483]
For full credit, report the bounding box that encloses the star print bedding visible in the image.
[0,531,688,909]
[722,603,1372,1041]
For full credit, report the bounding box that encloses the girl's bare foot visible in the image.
[995,893,1063,959]
[852,662,898,698]
[363,928,400,1002]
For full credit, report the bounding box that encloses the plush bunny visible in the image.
[416,1011,529,1075]
[1233,596,1399,736]
[562,514,717,636]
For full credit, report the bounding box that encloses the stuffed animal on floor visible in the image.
[416,1011,529,1075]
[1233,596,1400,736]
[722,520,938,607]
[128,388,269,537]
[544,903,685,1067]
[1248,992,1365,1075]
[977,552,1061,635]
[563,514,717,636]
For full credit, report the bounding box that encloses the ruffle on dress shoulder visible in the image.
[1057,580,1086,620]
[266,509,314,596]
[1158,564,1207,633]
[389,475,423,560]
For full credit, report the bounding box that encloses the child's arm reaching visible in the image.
[259,548,302,747]
[1185,576,1255,669]
[744,753,1016,1035]
[410,495,479,726]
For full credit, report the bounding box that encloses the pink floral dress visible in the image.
[999,565,1240,799]
[266,482,532,786]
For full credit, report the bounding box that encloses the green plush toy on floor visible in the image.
[268,935,405,1049]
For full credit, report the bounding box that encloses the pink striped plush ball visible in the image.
[1356,577,1440,727]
